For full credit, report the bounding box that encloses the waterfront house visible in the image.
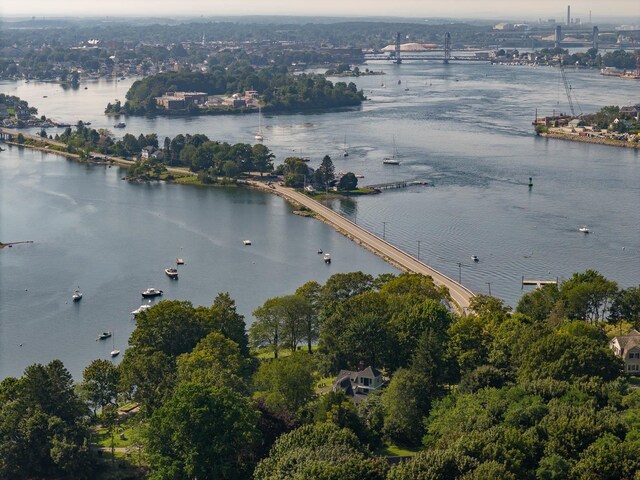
[610,330,640,374]
[332,366,385,403]
[140,146,155,160]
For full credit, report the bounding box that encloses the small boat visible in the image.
[176,258,185,265]
[317,249,323,254]
[165,267,179,279]
[141,288,163,298]
[131,304,151,316]
[355,174,365,178]
[97,331,112,340]
[383,136,400,165]
[243,240,252,245]
[471,255,479,262]
[72,289,83,302]
[110,331,120,357]
[114,122,126,128]
[342,135,349,157]
[324,253,331,264]
[255,106,264,142]
[578,226,590,233]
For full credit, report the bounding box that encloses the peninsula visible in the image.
[534,104,640,149]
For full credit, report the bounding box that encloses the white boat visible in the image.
[579,226,590,233]
[471,255,479,262]
[113,122,126,128]
[383,136,400,165]
[324,253,331,263]
[255,106,264,142]
[72,289,83,302]
[243,240,252,245]
[110,330,120,357]
[165,267,179,279]
[131,304,151,316]
[343,135,349,157]
[141,288,163,298]
[176,258,185,265]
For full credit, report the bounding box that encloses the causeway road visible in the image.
[253,182,475,312]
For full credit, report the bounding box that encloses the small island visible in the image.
[105,68,365,116]
[534,104,640,149]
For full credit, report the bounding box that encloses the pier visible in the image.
[522,277,559,289]
[251,181,474,312]
[365,180,429,191]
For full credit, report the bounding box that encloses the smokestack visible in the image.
[567,5,570,26]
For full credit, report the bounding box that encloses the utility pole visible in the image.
[382,222,387,240]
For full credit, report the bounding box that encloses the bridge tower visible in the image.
[592,26,599,50]
[443,32,451,64]
[394,32,402,64]
[555,25,562,49]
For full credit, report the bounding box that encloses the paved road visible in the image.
[256,182,475,312]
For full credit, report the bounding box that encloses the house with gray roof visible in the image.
[610,329,640,374]
[332,366,385,403]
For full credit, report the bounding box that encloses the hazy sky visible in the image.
[1,0,638,20]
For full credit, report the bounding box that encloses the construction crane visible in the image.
[559,56,579,117]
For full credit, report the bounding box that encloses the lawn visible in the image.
[376,443,420,457]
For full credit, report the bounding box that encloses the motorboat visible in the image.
[165,267,179,279]
[98,331,112,340]
[114,122,126,128]
[317,249,323,254]
[579,226,590,233]
[471,255,479,262]
[141,288,163,298]
[131,304,151,316]
[176,258,185,265]
[72,289,83,302]
[243,240,252,245]
[324,253,331,264]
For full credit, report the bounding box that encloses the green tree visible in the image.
[146,383,260,480]
[295,281,321,353]
[81,359,120,415]
[382,368,425,445]
[254,423,388,480]
[559,270,618,322]
[176,331,248,393]
[314,154,335,189]
[338,172,358,191]
[252,143,274,177]
[253,352,315,416]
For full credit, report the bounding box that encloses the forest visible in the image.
[2,270,640,479]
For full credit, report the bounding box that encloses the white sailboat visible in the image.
[383,136,400,165]
[110,330,120,357]
[343,135,349,157]
[255,106,264,142]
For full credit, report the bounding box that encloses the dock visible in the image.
[365,180,429,191]
[522,277,559,289]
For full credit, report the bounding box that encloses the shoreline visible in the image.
[541,132,640,150]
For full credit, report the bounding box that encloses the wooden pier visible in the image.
[365,180,429,191]
[522,277,559,289]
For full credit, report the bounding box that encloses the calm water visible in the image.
[1,61,639,378]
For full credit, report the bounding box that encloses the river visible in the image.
[1,60,639,378]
